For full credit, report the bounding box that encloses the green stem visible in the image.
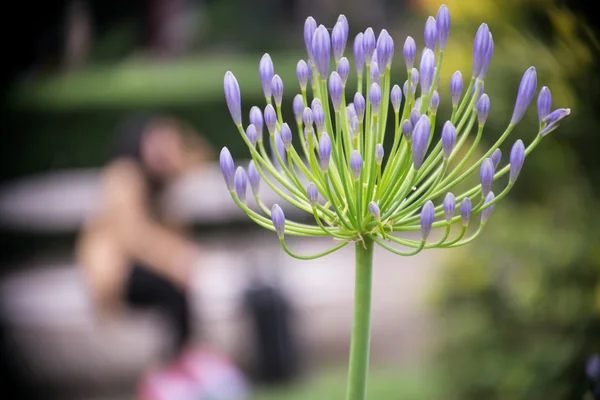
[346,236,374,400]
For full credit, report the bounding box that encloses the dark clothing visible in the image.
[125,264,191,358]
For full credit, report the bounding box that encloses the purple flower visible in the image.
[509,139,525,183]
[376,29,394,68]
[539,108,570,136]
[436,4,450,50]
[313,103,325,132]
[403,36,417,70]
[391,85,403,113]
[280,123,293,149]
[304,17,317,60]
[480,158,495,197]
[369,83,382,113]
[319,132,332,170]
[459,198,472,225]
[420,200,435,240]
[312,25,331,78]
[271,204,285,238]
[220,147,235,190]
[430,90,440,113]
[307,182,319,207]
[401,119,413,140]
[412,115,431,169]
[234,167,248,202]
[303,107,314,128]
[472,23,491,78]
[293,94,304,123]
[329,71,343,111]
[271,74,284,106]
[338,14,349,39]
[259,54,275,99]
[478,31,493,79]
[354,33,365,76]
[363,28,376,64]
[510,66,537,125]
[477,94,490,126]
[246,124,258,147]
[311,98,322,109]
[248,160,260,195]
[424,16,437,50]
[441,120,456,159]
[297,60,310,90]
[420,48,435,95]
[332,20,347,62]
[264,104,277,135]
[375,144,384,164]
[410,108,421,127]
[537,86,552,124]
[443,192,456,222]
[450,70,463,107]
[491,148,502,168]
[224,71,242,125]
[481,191,495,224]
[368,201,381,220]
[354,92,366,122]
[250,106,264,139]
[350,150,363,179]
[338,57,350,86]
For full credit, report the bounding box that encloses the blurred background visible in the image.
[1,0,600,399]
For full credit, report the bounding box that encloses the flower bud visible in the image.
[420,48,435,95]
[293,94,304,123]
[479,158,494,197]
[450,70,463,107]
[319,132,332,170]
[368,201,381,220]
[250,106,264,140]
[338,57,350,86]
[509,139,525,183]
[443,192,456,222]
[274,130,286,163]
[271,74,284,106]
[370,62,380,85]
[537,86,552,125]
[481,192,495,224]
[234,167,248,202]
[510,66,537,125]
[420,200,435,240]
[391,85,403,113]
[376,29,394,68]
[414,97,422,112]
[224,71,242,125]
[246,124,258,147]
[304,17,317,60]
[329,71,343,111]
[264,104,277,135]
[441,121,456,159]
[354,92,366,122]
[401,119,413,140]
[312,25,331,78]
[478,31,493,80]
[375,144,384,165]
[459,198,471,225]
[280,123,293,149]
[338,14,349,40]
[248,160,260,195]
[412,115,431,169]
[363,28,376,64]
[311,98,321,109]
[539,108,570,136]
[307,182,319,207]
[350,150,363,179]
[369,83,382,113]
[411,68,420,89]
[436,4,450,50]
[409,108,421,127]
[490,148,502,169]
[271,204,285,238]
[476,94,490,126]
[313,104,325,132]
[346,103,357,122]
[332,21,347,62]
[472,23,490,78]
[354,33,365,76]
[424,16,437,50]
[302,107,314,128]
[430,90,440,113]
[351,116,359,135]
[220,147,235,191]
[259,54,275,99]
[297,60,310,90]
[403,36,417,70]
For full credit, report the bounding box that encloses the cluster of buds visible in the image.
[221,4,570,259]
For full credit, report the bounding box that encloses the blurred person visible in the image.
[76,114,247,399]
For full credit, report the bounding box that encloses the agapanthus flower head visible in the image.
[420,200,435,240]
[338,57,350,86]
[369,83,382,113]
[450,70,463,107]
[259,54,275,99]
[304,17,317,60]
[403,36,417,71]
[460,198,472,226]
[350,150,363,179]
[248,160,260,195]
[354,92,366,122]
[430,90,440,113]
[219,147,235,191]
[509,139,525,183]
[329,72,343,111]
[491,148,502,168]
[293,94,304,123]
[363,28,376,65]
[477,94,490,126]
[234,166,248,202]
[271,74,284,106]
[332,20,348,62]
[246,124,258,147]
[412,115,431,169]
[264,104,277,135]
[420,48,436,95]
[297,60,310,90]
[441,120,456,158]
[377,29,394,69]
[480,158,494,197]
[539,108,570,136]
[224,71,242,125]
[537,86,552,124]
[511,66,537,125]
[481,192,495,224]
[368,201,381,220]
[424,17,437,50]
[391,85,403,113]
[436,4,450,50]
[307,182,319,207]
[354,33,365,76]
[443,192,456,222]
[319,132,332,170]
[312,25,331,78]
